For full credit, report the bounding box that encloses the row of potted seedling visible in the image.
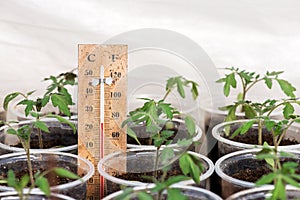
[1,67,300,200]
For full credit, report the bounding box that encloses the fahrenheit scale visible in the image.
[78,45,127,199]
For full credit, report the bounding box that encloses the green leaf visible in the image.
[127,127,141,145]
[282,175,300,188]
[283,102,295,119]
[272,178,286,200]
[179,153,190,175]
[165,175,190,186]
[53,167,80,179]
[137,192,153,200]
[20,174,30,188]
[228,73,236,88]
[256,173,276,186]
[7,128,17,135]
[159,103,173,119]
[34,121,49,133]
[3,92,21,110]
[17,100,34,116]
[7,170,17,188]
[35,176,50,197]
[167,188,187,200]
[276,79,296,98]
[243,104,257,119]
[46,114,76,134]
[237,93,243,101]
[191,82,199,100]
[184,115,195,137]
[264,77,272,89]
[51,94,71,117]
[176,77,185,98]
[223,82,230,97]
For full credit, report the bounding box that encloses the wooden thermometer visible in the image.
[78,44,127,199]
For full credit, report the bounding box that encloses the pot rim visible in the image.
[212,119,300,150]
[0,191,76,200]
[226,185,300,200]
[97,149,214,187]
[0,151,94,192]
[127,118,202,149]
[0,118,78,153]
[103,184,222,200]
[215,148,300,188]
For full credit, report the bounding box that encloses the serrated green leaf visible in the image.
[276,79,296,98]
[51,94,71,117]
[3,92,21,111]
[243,104,257,119]
[184,115,195,137]
[167,188,187,200]
[35,176,50,197]
[34,121,49,133]
[255,173,276,186]
[223,82,230,97]
[264,77,272,89]
[228,73,236,88]
[176,77,185,98]
[20,174,30,188]
[283,102,295,119]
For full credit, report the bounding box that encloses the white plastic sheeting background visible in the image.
[1,0,300,108]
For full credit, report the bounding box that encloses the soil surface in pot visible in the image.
[105,158,206,195]
[224,125,299,146]
[0,157,86,199]
[1,123,77,149]
[228,157,300,183]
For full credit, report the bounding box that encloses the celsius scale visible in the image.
[78,44,127,199]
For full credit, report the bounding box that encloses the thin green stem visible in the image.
[258,119,263,145]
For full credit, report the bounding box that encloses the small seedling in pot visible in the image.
[216,67,296,113]
[255,141,300,199]
[120,76,204,199]
[0,169,79,200]
[3,69,77,148]
[226,98,300,145]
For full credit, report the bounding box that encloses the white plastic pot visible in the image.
[226,185,300,200]
[103,184,222,200]
[215,149,300,199]
[0,191,75,200]
[0,118,78,155]
[0,151,94,200]
[212,119,300,158]
[98,149,214,196]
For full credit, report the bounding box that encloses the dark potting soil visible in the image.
[105,158,205,196]
[0,157,87,200]
[224,125,299,146]
[229,157,300,183]
[2,124,78,149]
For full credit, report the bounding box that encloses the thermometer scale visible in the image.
[78,44,127,199]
